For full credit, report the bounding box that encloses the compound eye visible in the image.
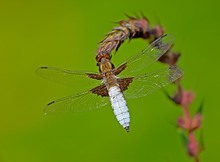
[95,54,101,62]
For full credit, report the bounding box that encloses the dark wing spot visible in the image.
[87,73,103,80]
[90,84,109,97]
[41,67,48,69]
[47,101,55,106]
[118,77,133,92]
[113,63,127,75]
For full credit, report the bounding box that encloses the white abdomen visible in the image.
[108,86,130,132]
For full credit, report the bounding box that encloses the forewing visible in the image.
[123,66,183,99]
[36,66,101,89]
[44,90,109,114]
[118,34,174,77]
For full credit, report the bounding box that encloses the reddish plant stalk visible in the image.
[96,15,203,161]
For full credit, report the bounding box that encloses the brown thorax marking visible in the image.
[99,58,127,75]
[99,58,114,73]
[99,58,118,88]
[90,58,133,97]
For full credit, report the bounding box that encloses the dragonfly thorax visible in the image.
[99,58,115,73]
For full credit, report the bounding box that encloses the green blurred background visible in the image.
[0,0,219,161]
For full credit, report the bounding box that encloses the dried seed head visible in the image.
[149,25,165,39]
[96,16,150,62]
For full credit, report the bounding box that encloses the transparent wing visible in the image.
[118,34,174,77]
[123,66,183,99]
[36,66,101,89]
[44,90,110,114]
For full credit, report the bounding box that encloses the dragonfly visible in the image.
[36,34,183,132]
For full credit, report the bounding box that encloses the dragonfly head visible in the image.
[96,52,111,62]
